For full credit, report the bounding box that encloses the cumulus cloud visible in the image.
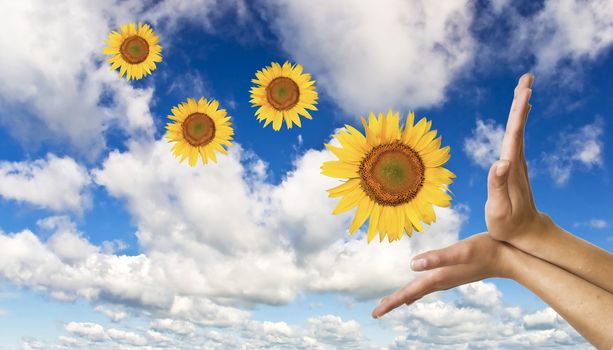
[0,0,158,157]
[25,284,589,349]
[65,322,107,342]
[0,140,464,341]
[91,140,464,304]
[457,281,502,308]
[0,0,247,158]
[261,0,475,114]
[94,305,129,323]
[515,0,613,76]
[463,119,505,168]
[384,284,588,349]
[151,318,196,336]
[0,155,91,212]
[544,118,605,185]
[523,307,563,330]
[28,314,374,350]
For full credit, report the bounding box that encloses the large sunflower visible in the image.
[250,61,318,131]
[103,22,162,80]
[321,111,455,243]
[165,97,234,167]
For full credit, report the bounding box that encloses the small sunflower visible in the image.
[250,61,318,131]
[103,22,162,80]
[165,97,234,167]
[321,111,455,243]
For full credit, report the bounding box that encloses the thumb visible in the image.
[486,160,511,219]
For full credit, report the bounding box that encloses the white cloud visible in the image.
[574,219,608,229]
[91,139,464,304]
[144,0,249,33]
[0,139,465,344]
[65,322,107,342]
[94,305,129,323]
[457,281,502,308]
[0,0,158,157]
[22,283,591,349]
[150,318,196,336]
[0,0,248,158]
[0,155,90,212]
[39,216,99,263]
[516,0,613,75]
[463,119,505,168]
[262,0,475,114]
[307,315,365,347]
[106,328,147,346]
[523,307,562,330]
[544,118,605,185]
[384,285,588,349]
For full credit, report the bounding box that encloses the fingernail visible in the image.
[411,258,427,271]
[496,160,510,177]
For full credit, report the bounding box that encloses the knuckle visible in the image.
[429,254,441,267]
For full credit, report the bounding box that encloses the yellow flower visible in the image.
[250,61,318,131]
[103,22,162,80]
[321,111,455,242]
[165,97,234,167]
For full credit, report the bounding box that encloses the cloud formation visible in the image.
[385,282,589,349]
[544,118,605,185]
[20,282,589,349]
[463,119,505,168]
[516,0,613,76]
[0,155,91,212]
[0,0,246,158]
[262,0,475,115]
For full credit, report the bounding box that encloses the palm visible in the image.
[485,74,541,244]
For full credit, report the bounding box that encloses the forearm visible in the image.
[506,244,613,349]
[512,214,613,294]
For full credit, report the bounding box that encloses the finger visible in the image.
[411,240,473,271]
[486,160,512,219]
[500,73,534,161]
[372,264,484,318]
[372,271,439,318]
[520,104,537,211]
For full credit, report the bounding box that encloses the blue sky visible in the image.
[0,0,611,349]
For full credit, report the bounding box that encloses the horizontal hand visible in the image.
[371,233,513,318]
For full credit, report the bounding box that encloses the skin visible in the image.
[371,234,613,349]
[371,74,613,349]
[486,73,613,294]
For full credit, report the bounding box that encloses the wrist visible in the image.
[494,242,523,280]
[499,244,531,284]
[507,212,558,252]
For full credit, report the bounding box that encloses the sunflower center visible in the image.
[266,77,300,110]
[120,35,150,64]
[359,142,425,206]
[182,113,216,147]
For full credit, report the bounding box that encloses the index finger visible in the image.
[500,73,534,161]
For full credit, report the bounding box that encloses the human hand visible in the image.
[485,73,552,245]
[371,233,515,318]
